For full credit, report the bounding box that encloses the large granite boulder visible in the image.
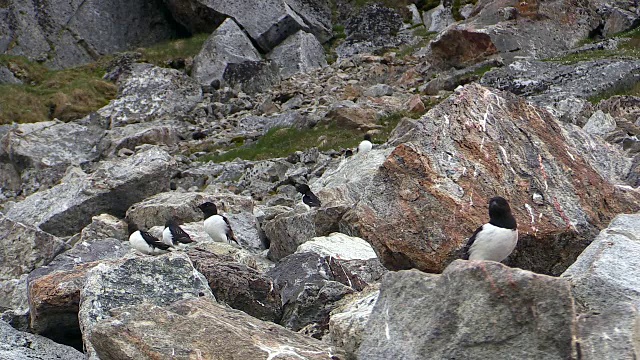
[562,213,640,312]
[328,286,379,359]
[97,63,203,128]
[5,146,176,237]
[0,121,104,197]
[90,297,342,359]
[320,83,640,274]
[164,0,332,52]
[0,320,85,360]
[0,214,66,281]
[576,302,640,360]
[96,120,182,157]
[268,30,327,79]
[358,261,576,359]
[1,0,177,69]
[427,27,499,70]
[192,18,262,88]
[79,252,213,360]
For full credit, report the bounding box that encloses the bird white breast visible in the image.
[358,140,372,154]
[468,224,518,262]
[162,227,173,246]
[203,215,229,243]
[129,231,160,255]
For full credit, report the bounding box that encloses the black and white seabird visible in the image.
[357,134,373,154]
[162,219,196,248]
[127,219,173,255]
[462,196,518,262]
[197,202,239,245]
[295,183,321,208]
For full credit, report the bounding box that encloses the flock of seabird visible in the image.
[127,134,519,262]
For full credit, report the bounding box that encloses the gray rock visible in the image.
[329,286,379,360]
[0,121,105,196]
[0,66,21,84]
[576,303,640,360]
[78,213,128,243]
[583,110,617,136]
[0,214,66,281]
[264,205,349,261]
[426,27,499,70]
[5,146,176,237]
[284,0,333,44]
[407,4,422,26]
[97,120,181,157]
[188,249,282,322]
[125,191,254,231]
[1,0,177,69]
[192,18,262,88]
[79,252,214,360]
[90,297,343,359]
[603,7,640,36]
[0,320,85,360]
[268,30,327,80]
[562,213,640,312]
[223,59,281,94]
[358,261,576,360]
[422,4,455,33]
[295,232,378,260]
[363,84,393,97]
[0,275,28,314]
[481,59,640,108]
[97,63,202,128]
[268,252,354,337]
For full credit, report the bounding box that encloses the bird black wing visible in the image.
[141,231,172,250]
[222,215,240,245]
[461,225,484,260]
[303,192,321,207]
[169,224,195,244]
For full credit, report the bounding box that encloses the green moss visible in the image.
[198,108,429,163]
[137,33,209,68]
[588,81,640,104]
[0,55,116,124]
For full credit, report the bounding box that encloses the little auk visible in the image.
[357,134,373,154]
[295,183,321,208]
[462,196,518,262]
[127,219,172,255]
[198,202,239,245]
[162,219,196,248]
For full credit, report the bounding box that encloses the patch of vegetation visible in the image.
[199,110,423,163]
[0,55,117,124]
[137,33,209,68]
[588,81,640,104]
[544,26,640,65]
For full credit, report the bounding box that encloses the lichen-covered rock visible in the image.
[0,214,66,281]
[328,83,640,274]
[188,248,282,322]
[0,320,85,360]
[90,297,343,360]
[481,59,640,108]
[329,286,379,360]
[79,252,214,360]
[78,213,128,243]
[97,120,181,157]
[5,146,176,237]
[267,252,354,337]
[576,302,640,360]
[0,121,105,196]
[97,63,202,128]
[268,30,327,79]
[358,261,576,360]
[427,27,499,70]
[562,213,640,312]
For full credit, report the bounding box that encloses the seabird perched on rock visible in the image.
[357,134,373,154]
[295,183,321,208]
[462,196,518,262]
[198,202,239,245]
[127,219,172,255]
[162,219,195,248]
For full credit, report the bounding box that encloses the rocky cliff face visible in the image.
[2,0,640,359]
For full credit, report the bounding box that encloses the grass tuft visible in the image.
[137,33,209,68]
